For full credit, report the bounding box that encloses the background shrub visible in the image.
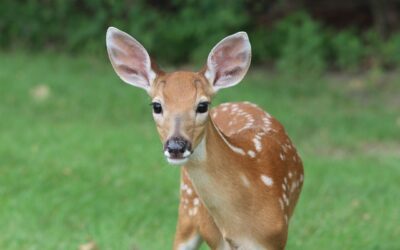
[382,33,400,67]
[330,30,364,71]
[275,12,327,75]
[1,0,400,71]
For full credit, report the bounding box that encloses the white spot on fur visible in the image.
[262,117,271,126]
[240,174,250,187]
[280,153,285,161]
[235,113,258,133]
[247,150,256,158]
[288,172,293,178]
[283,193,289,206]
[279,198,284,210]
[261,175,273,187]
[193,198,200,206]
[231,104,239,112]
[237,123,253,133]
[290,183,296,193]
[252,137,262,152]
[186,188,193,195]
[188,207,198,217]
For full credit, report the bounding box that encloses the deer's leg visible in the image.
[197,208,223,250]
[174,168,225,250]
[174,169,203,250]
[173,199,203,249]
[173,215,202,250]
[173,198,225,250]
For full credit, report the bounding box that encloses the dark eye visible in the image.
[196,102,209,113]
[151,102,162,114]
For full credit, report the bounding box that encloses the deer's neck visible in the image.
[185,117,242,222]
[186,116,237,174]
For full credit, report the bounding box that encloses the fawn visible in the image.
[106,27,304,250]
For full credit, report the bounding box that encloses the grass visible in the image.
[0,51,399,250]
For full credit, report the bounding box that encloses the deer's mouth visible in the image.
[164,149,191,165]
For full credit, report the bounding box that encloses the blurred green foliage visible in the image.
[330,30,364,71]
[0,0,247,65]
[2,1,400,71]
[275,12,327,75]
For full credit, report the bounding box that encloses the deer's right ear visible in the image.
[106,27,156,92]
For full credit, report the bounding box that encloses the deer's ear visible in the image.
[106,27,156,92]
[204,32,251,92]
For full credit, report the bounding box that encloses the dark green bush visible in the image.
[381,33,400,66]
[1,1,399,71]
[0,0,247,65]
[249,28,282,64]
[364,30,400,68]
[275,12,327,75]
[330,30,364,71]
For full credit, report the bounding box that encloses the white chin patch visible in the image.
[164,150,192,166]
[166,157,189,166]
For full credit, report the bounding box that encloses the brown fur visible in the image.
[148,71,303,250]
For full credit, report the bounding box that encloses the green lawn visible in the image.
[0,52,399,249]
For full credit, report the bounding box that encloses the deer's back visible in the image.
[210,102,304,217]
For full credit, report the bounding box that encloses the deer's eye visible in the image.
[151,102,162,114]
[196,102,209,113]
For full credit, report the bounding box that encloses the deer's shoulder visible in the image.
[211,102,293,159]
[211,102,284,136]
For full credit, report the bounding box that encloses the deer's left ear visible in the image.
[204,32,251,92]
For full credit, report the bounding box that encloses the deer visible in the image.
[106,27,304,250]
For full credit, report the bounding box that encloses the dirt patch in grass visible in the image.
[359,141,400,157]
[307,140,400,159]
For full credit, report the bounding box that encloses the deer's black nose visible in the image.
[165,137,191,158]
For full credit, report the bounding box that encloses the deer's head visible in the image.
[106,27,251,165]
